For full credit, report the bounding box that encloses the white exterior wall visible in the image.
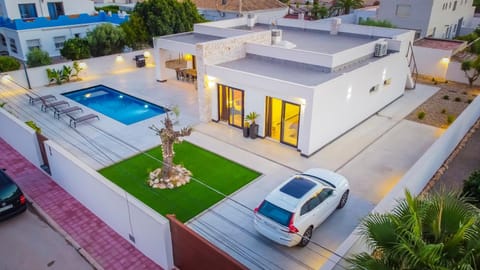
[1,0,94,19]
[0,108,43,167]
[377,0,474,38]
[12,23,97,60]
[46,140,174,270]
[413,46,452,80]
[6,49,155,88]
[306,53,408,155]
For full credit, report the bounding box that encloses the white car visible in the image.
[253,168,350,247]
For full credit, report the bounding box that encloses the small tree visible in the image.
[60,38,90,60]
[463,170,480,207]
[0,56,21,72]
[86,24,126,57]
[461,56,480,87]
[26,48,51,67]
[148,112,192,188]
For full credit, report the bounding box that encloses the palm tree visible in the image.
[331,0,364,15]
[347,190,480,270]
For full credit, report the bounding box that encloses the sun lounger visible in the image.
[26,93,56,105]
[67,113,99,128]
[53,106,83,119]
[40,99,69,112]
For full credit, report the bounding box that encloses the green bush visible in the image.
[60,38,90,60]
[26,48,52,67]
[454,97,462,102]
[463,170,480,206]
[0,56,21,72]
[95,5,120,14]
[86,24,126,57]
[443,95,450,100]
[441,109,447,114]
[417,111,426,120]
[25,120,41,133]
[447,114,455,124]
[467,99,473,104]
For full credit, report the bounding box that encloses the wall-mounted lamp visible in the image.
[116,55,124,63]
[441,57,450,64]
[78,62,87,70]
[143,51,151,58]
[183,54,193,61]
[206,75,216,88]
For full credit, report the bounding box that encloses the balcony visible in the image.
[0,12,128,30]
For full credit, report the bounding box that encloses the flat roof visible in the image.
[217,53,379,86]
[232,24,379,54]
[414,38,466,51]
[159,32,224,45]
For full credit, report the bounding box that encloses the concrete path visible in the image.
[0,138,162,270]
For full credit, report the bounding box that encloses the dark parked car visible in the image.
[0,169,27,221]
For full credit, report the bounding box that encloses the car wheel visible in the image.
[298,226,313,247]
[337,190,349,209]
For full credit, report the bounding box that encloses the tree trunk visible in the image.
[161,139,174,179]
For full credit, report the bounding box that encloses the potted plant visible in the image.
[245,112,260,139]
[243,120,250,137]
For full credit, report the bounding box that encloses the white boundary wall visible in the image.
[45,140,174,270]
[321,96,480,270]
[446,61,480,86]
[0,108,43,167]
[5,49,155,89]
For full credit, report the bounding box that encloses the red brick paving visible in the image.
[0,138,163,270]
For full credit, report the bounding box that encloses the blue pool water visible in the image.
[62,85,167,125]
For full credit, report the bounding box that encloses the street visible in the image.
[0,204,93,270]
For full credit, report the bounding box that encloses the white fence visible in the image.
[0,108,43,167]
[322,96,480,270]
[5,49,155,89]
[45,140,174,270]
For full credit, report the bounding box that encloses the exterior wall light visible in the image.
[116,55,124,63]
[79,62,87,70]
[143,51,151,58]
[441,57,450,64]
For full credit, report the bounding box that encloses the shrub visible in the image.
[0,56,21,72]
[443,95,450,100]
[95,5,120,14]
[417,111,426,120]
[86,24,126,57]
[26,48,52,67]
[462,170,480,206]
[60,38,90,60]
[467,99,473,104]
[454,97,462,102]
[447,114,455,124]
[441,109,447,114]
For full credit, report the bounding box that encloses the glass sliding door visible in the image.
[218,84,244,128]
[266,97,300,147]
[282,102,300,147]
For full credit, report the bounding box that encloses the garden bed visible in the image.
[99,141,261,222]
[406,79,480,128]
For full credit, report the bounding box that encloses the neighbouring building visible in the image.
[377,0,475,39]
[191,0,287,21]
[153,16,416,156]
[0,0,128,61]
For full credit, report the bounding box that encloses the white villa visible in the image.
[153,16,416,157]
[0,0,128,61]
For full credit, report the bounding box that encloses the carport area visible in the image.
[186,83,442,270]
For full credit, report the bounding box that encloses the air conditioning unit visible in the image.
[374,41,388,57]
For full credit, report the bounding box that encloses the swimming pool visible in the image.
[62,85,167,125]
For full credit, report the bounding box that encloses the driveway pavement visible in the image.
[187,85,443,269]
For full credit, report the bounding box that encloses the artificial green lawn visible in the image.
[99,141,261,222]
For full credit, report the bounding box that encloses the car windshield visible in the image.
[257,200,293,227]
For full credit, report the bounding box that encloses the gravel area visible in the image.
[406,79,480,128]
